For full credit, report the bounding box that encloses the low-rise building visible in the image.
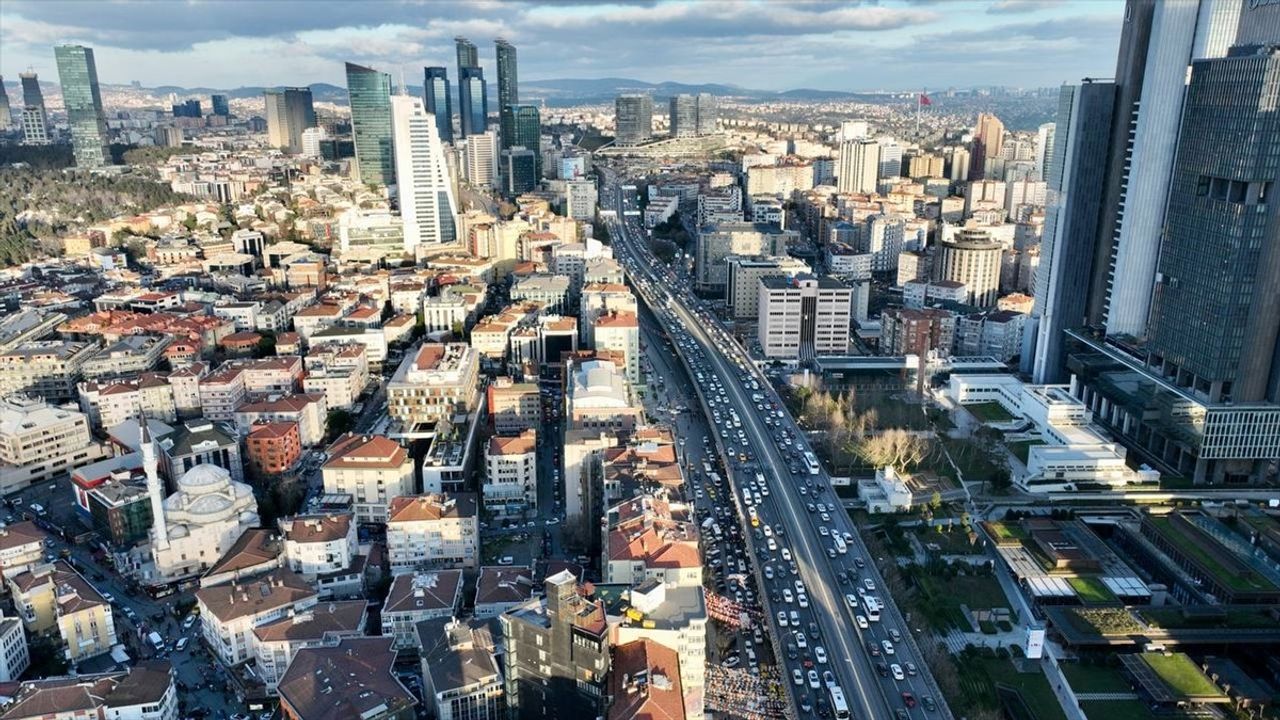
[321,434,414,525]
[77,374,176,431]
[234,393,327,447]
[473,565,534,619]
[602,494,701,588]
[483,431,537,517]
[607,637,688,720]
[418,618,504,720]
[485,377,540,434]
[0,521,47,580]
[195,567,318,666]
[0,662,179,720]
[250,599,368,694]
[380,570,464,650]
[0,614,29,682]
[81,335,170,379]
[277,637,416,720]
[0,340,98,402]
[279,512,357,581]
[386,494,479,572]
[0,395,109,495]
[387,343,480,430]
[7,560,116,663]
[157,419,245,486]
[245,421,302,477]
[566,357,641,433]
[302,343,369,411]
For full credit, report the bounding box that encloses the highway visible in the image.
[601,169,953,720]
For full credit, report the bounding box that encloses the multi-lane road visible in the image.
[602,169,953,720]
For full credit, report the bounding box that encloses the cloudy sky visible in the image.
[1,0,1124,92]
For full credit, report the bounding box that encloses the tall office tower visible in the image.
[877,139,903,179]
[1033,122,1055,180]
[19,72,49,145]
[695,92,718,135]
[836,138,879,194]
[455,36,479,73]
[1089,0,1241,338]
[390,95,459,253]
[423,67,453,144]
[345,62,396,188]
[933,228,1004,308]
[967,112,1005,179]
[614,94,653,146]
[501,148,538,197]
[463,130,499,188]
[172,99,202,118]
[495,38,519,111]
[499,104,541,176]
[1028,81,1117,382]
[55,45,111,168]
[0,76,11,128]
[263,87,317,153]
[670,94,697,137]
[211,93,229,117]
[459,66,488,137]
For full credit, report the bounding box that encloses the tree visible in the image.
[326,409,356,439]
[254,333,277,358]
[858,429,928,473]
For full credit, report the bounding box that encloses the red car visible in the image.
[902,692,917,709]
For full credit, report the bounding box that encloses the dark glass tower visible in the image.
[500,104,541,176]
[423,66,453,144]
[55,45,110,167]
[211,93,230,117]
[495,38,519,111]
[459,66,487,137]
[19,72,49,145]
[345,62,396,188]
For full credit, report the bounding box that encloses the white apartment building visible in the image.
[301,343,369,411]
[279,513,357,581]
[386,493,479,572]
[0,615,29,682]
[0,395,109,495]
[380,569,463,649]
[250,599,367,694]
[757,275,852,360]
[321,434,415,525]
[233,393,327,447]
[725,255,811,320]
[78,375,177,432]
[386,343,480,428]
[593,311,641,386]
[195,568,318,666]
[483,430,537,517]
[0,521,46,580]
[607,582,708,720]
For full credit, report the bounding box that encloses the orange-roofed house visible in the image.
[245,421,302,477]
[321,434,414,524]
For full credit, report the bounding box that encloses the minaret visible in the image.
[140,414,168,549]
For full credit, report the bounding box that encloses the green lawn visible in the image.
[1139,653,1225,700]
[1138,606,1278,629]
[1068,577,1118,605]
[910,569,1010,630]
[966,402,1016,423]
[1146,516,1278,594]
[1007,439,1045,464]
[1061,608,1145,636]
[1061,663,1135,694]
[979,659,1069,720]
[918,527,983,556]
[1080,700,1170,720]
[987,521,1028,542]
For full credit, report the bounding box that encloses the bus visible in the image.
[864,595,882,622]
[829,685,851,720]
[832,535,847,555]
[802,451,821,475]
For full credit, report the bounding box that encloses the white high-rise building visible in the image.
[877,139,903,179]
[838,120,869,142]
[1034,122,1055,180]
[836,139,879,194]
[301,126,328,159]
[391,94,459,253]
[463,130,499,188]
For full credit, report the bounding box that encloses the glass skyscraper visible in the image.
[264,87,316,153]
[423,66,453,144]
[54,45,110,167]
[495,38,519,112]
[459,66,488,138]
[20,72,49,145]
[211,94,230,117]
[345,62,396,188]
[499,104,540,176]
[390,95,458,252]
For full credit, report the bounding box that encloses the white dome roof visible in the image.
[177,464,231,491]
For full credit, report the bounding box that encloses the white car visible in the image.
[795,631,808,649]
[845,594,859,610]
[882,640,895,655]
[793,668,804,686]
[764,566,774,580]
[798,592,809,609]
[814,646,827,664]
[819,526,829,537]
[808,670,820,689]
[778,611,788,627]
[892,664,905,681]
[781,548,793,562]
[865,578,877,592]
[783,589,794,604]
[856,615,869,629]
[767,538,777,552]
[790,610,800,626]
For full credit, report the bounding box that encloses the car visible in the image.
[883,640,895,655]
[781,548,792,562]
[790,668,805,686]
[806,503,817,513]
[808,670,820,689]
[767,538,777,551]
[764,566,774,580]
[923,696,938,712]
[856,615,869,629]
[799,696,813,713]
[823,670,836,688]
[808,622,820,639]
[783,589,794,603]
[906,662,918,676]
[891,664,905,680]
[867,640,881,656]
[790,611,800,626]
[778,611,788,627]
[814,646,827,664]
[774,524,785,537]
[896,710,910,720]
[175,637,189,652]
[865,578,877,592]
[724,655,741,668]
[798,592,809,608]
[794,580,805,593]
[902,692,917,709]
[827,547,837,558]
[889,628,902,642]
[876,662,889,677]
[498,556,514,565]
[819,526,829,537]
[794,631,808,649]
[855,557,866,569]
[820,513,831,523]
[846,569,860,584]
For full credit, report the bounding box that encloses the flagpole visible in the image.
[916,89,921,138]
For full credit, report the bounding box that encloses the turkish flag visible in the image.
[919,93,932,106]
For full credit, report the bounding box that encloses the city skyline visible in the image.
[0,0,1124,92]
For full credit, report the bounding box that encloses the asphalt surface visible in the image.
[601,168,953,720]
